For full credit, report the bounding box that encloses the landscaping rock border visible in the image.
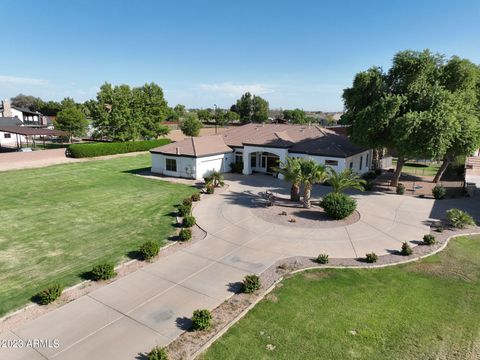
[165,225,480,359]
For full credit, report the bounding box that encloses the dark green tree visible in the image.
[283,109,307,124]
[233,92,269,123]
[54,107,89,140]
[180,113,203,136]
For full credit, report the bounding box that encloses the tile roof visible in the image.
[150,135,233,157]
[151,124,368,158]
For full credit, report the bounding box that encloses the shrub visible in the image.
[446,208,475,228]
[242,274,261,293]
[364,181,374,191]
[148,346,168,360]
[139,240,160,261]
[374,168,382,176]
[67,139,171,158]
[316,253,329,264]
[182,215,196,228]
[191,193,201,202]
[90,262,116,281]
[365,252,378,263]
[34,284,63,305]
[230,162,243,173]
[320,192,357,219]
[177,204,191,217]
[206,185,214,194]
[179,228,192,241]
[423,234,436,245]
[432,185,446,200]
[396,183,405,195]
[400,241,413,256]
[182,197,193,206]
[191,309,212,331]
[362,171,377,181]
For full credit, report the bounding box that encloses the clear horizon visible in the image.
[1,0,479,111]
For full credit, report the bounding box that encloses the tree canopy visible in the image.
[283,109,308,124]
[232,92,269,123]
[87,82,170,141]
[341,49,480,185]
[54,107,89,139]
[180,113,203,137]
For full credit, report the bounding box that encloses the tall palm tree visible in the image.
[298,158,328,208]
[274,157,302,201]
[327,168,366,193]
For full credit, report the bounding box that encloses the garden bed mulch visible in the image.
[165,224,480,359]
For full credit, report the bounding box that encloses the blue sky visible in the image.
[1,0,479,110]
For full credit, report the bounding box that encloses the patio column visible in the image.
[242,150,252,175]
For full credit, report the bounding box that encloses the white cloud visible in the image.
[0,75,49,86]
[198,82,274,97]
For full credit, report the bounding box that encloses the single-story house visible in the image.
[150,123,372,180]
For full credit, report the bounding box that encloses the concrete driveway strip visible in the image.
[1,174,438,360]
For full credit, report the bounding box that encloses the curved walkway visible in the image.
[0,175,441,360]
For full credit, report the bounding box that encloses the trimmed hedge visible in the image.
[191,309,212,330]
[34,283,63,305]
[139,240,160,261]
[67,139,171,158]
[90,262,116,281]
[179,228,192,241]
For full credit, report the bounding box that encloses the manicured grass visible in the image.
[0,155,196,316]
[393,158,441,177]
[202,236,480,360]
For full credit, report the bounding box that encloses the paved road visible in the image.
[0,175,438,359]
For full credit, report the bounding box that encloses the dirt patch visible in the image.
[251,199,360,228]
[303,271,332,281]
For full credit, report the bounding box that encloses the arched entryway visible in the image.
[242,146,287,178]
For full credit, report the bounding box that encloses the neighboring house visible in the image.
[0,99,42,125]
[0,116,23,147]
[151,123,372,180]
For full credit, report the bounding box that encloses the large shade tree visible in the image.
[54,106,89,140]
[342,50,480,186]
[233,92,269,123]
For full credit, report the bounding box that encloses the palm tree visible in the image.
[298,158,328,208]
[273,157,302,201]
[327,168,366,193]
[205,170,225,188]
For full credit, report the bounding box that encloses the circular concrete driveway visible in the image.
[193,174,435,262]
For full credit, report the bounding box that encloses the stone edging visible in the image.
[184,229,480,359]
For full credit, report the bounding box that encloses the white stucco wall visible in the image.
[344,149,372,174]
[151,152,234,180]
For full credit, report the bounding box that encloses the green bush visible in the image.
[400,242,413,256]
[432,185,446,200]
[183,215,196,228]
[179,228,192,241]
[34,284,63,305]
[396,183,405,195]
[191,193,201,202]
[230,162,243,173]
[364,181,374,191]
[139,240,160,261]
[374,168,382,176]
[206,185,214,194]
[365,252,378,263]
[178,204,191,217]
[67,139,171,158]
[362,171,377,181]
[148,346,168,360]
[183,197,193,206]
[242,274,261,293]
[90,262,116,281]
[446,208,475,228]
[191,309,212,331]
[423,234,436,245]
[320,193,357,219]
[316,253,329,264]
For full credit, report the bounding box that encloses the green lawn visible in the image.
[392,159,441,177]
[0,155,196,316]
[202,236,480,360]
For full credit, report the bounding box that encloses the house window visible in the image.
[325,160,338,166]
[251,154,256,168]
[366,154,369,168]
[166,158,177,172]
[359,156,363,170]
[235,151,243,164]
[349,162,353,169]
[4,133,11,139]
